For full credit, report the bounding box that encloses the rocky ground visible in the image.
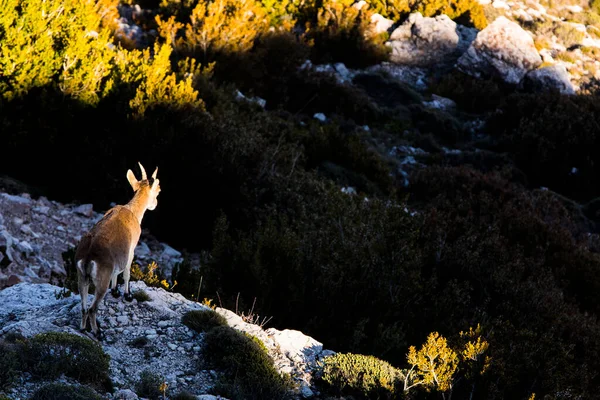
[0,186,332,399]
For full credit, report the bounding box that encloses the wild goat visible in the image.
[75,162,161,339]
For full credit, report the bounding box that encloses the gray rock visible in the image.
[522,64,575,95]
[371,13,394,35]
[73,204,94,217]
[112,389,139,400]
[386,12,462,67]
[456,16,542,84]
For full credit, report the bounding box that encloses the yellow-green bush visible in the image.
[0,0,203,116]
[320,353,402,398]
[368,0,411,21]
[114,41,205,116]
[259,0,300,29]
[409,0,488,30]
[0,0,116,104]
[176,0,269,59]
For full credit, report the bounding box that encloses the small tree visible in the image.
[404,332,459,398]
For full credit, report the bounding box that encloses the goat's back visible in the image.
[75,206,141,273]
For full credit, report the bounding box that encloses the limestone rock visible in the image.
[456,16,542,84]
[386,13,466,67]
[522,64,575,95]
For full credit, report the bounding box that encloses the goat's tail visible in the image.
[76,258,96,280]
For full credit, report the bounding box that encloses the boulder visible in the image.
[522,64,575,95]
[456,16,542,85]
[386,13,463,67]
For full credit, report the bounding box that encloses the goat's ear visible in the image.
[126,169,140,191]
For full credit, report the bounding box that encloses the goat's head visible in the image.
[126,162,161,211]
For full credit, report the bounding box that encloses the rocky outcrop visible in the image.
[456,16,542,85]
[0,187,334,399]
[0,281,333,399]
[0,191,186,290]
[386,13,464,67]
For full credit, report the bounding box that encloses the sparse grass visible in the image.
[182,309,228,333]
[133,290,151,302]
[29,383,104,400]
[556,51,578,63]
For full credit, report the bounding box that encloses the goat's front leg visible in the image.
[123,265,133,302]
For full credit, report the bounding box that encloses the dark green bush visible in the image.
[319,353,402,399]
[202,325,294,400]
[24,332,110,388]
[430,70,513,113]
[486,91,600,203]
[29,383,104,400]
[132,290,151,302]
[182,309,228,333]
[0,336,24,390]
[403,166,600,398]
[135,370,165,400]
[205,183,423,362]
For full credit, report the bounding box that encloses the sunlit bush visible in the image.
[0,0,116,104]
[319,353,402,398]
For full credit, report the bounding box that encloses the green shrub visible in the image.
[202,325,295,400]
[182,309,228,333]
[29,383,104,400]
[319,353,402,398]
[24,332,111,388]
[0,336,24,390]
[135,370,166,400]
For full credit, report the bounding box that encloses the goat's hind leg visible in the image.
[78,274,90,331]
[110,273,120,298]
[88,276,110,340]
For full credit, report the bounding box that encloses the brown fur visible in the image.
[75,163,160,339]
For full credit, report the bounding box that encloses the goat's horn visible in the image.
[152,167,158,180]
[138,162,147,181]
